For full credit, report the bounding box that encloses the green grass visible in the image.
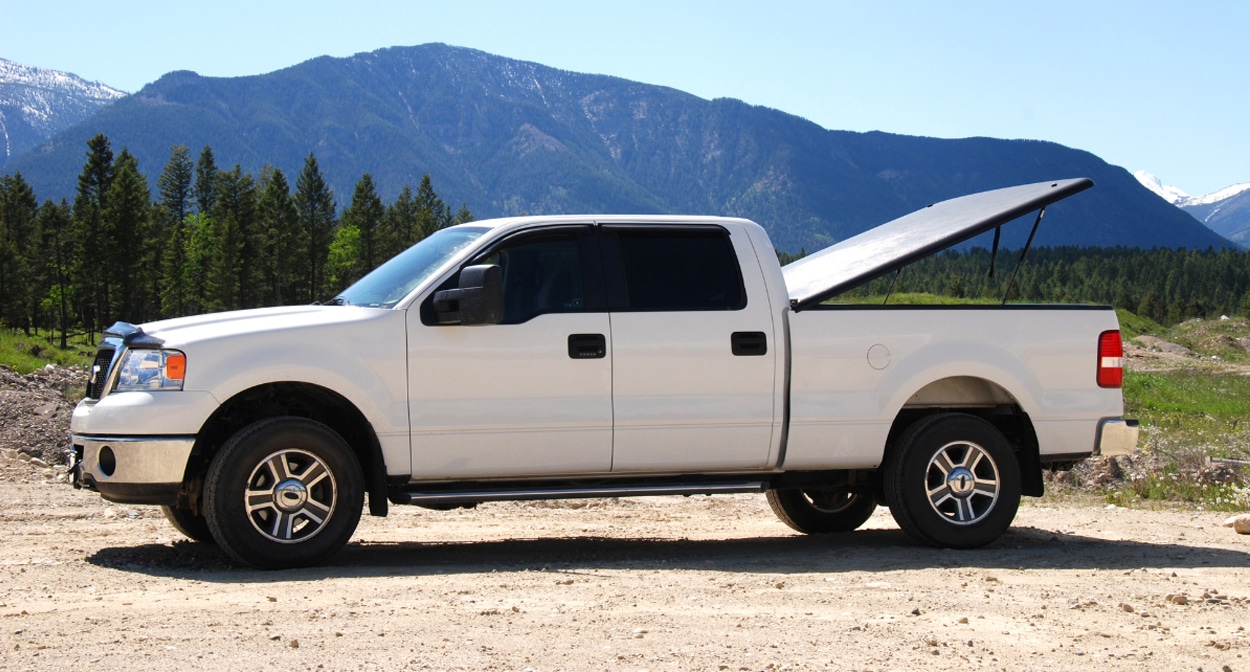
[1124,369,1250,443]
[1111,368,1250,511]
[0,331,94,375]
[1115,308,1163,340]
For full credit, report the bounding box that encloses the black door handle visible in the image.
[568,333,606,359]
[731,331,767,356]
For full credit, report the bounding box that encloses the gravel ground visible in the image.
[2,482,1248,672]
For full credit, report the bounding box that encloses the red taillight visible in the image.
[1097,330,1124,388]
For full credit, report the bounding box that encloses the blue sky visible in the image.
[3,0,1246,195]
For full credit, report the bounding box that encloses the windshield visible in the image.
[334,226,490,308]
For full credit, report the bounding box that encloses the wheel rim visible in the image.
[924,440,1000,525]
[245,448,337,544]
[803,490,860,514]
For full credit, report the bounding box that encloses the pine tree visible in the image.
[194,145,218,216]
[159,145,194,225]
[158,146,195,318]
[0,173,38,333]
[415,174,449,238]
[35,200,73,347]
[256,167,300,306]
[208,165,258,310]
[380,185,419,261]
[341,174,385,276]
[71,134,116,336]
[104,149,154,322]
[294,153,336,302]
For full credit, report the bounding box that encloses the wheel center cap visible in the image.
[947,467,976,497]
[274,478,308,512]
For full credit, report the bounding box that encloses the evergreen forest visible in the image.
[3,134,1250,349]
[0,135,472,347]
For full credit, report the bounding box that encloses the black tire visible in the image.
[884,413,1020,549]
[766,488,877,533]
[204,417,364,569]
[161,505,216,544]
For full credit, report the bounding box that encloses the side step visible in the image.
[391,481,767,507]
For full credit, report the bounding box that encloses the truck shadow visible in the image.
[86,524,1250,582]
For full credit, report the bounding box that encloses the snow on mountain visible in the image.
[1136,170,1250,248]
[0,58,126,167]
[1134,170,1250,209]
[1133,170,1190,204]
[1182,182,1250,207]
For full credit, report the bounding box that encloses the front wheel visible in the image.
[766,488,877,533]
[884,413,1020,549]
[161,505,215,544]
[204,417,364,569]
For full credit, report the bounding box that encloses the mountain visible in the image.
[5,44,1233,252]
[1134,171,1250,247]
[0,58,126,171]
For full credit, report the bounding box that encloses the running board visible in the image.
[391,481,767,506]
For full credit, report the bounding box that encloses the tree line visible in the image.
[0,134,471,346]
[838,245,1250,324]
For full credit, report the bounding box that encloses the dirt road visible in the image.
[2,480,1247,672]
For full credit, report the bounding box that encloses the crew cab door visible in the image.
[602,224,778,472]
[406,225,613,478]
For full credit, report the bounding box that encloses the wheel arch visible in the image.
[884,376,1044,497]
[179,382,389,517]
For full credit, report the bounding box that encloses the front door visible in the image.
[407,225,613,479]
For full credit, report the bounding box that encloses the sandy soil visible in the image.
[2,480,1247,672]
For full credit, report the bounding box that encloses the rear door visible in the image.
[601,224,778,472]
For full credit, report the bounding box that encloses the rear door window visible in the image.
[600,226,746,311]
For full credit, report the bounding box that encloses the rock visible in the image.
[29,457,48,468]
[1120,603,1135,613]
[1222,514,1250,535]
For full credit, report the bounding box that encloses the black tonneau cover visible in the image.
[782,178,1094,311]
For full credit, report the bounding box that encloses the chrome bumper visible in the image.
[1095,418,1139,457]
[70,435,195,504]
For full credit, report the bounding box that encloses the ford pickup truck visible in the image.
[69,178,1137,569]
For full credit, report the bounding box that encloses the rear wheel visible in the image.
[884,413,1020,549]
[204,417,363,569]
[161,504,215,544]
[766,488,877,533]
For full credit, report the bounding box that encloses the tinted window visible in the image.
[604,227,745,311]
[475,231,586,324]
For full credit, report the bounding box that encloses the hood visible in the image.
[127,304,394,349]
[783,178,1094,311]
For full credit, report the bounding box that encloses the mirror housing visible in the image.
[433,264,504,325]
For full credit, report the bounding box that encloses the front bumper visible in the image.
[70,435,195,504]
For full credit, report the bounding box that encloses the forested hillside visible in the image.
[4,133,1250,348]
[0,135,469,346]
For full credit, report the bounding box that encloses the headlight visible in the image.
[113,349,187,392]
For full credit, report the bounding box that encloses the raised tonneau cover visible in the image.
[782,178,1094,311]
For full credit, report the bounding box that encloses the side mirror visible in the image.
[433,264,504,325]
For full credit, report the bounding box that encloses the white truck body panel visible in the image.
[784,307,1122,469]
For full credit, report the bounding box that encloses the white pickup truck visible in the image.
[69,178,1137,569]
